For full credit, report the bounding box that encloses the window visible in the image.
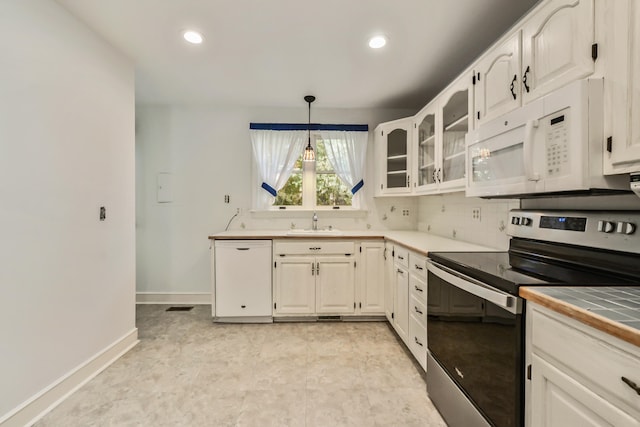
[274,138,353,208]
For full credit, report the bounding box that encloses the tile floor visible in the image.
[36,305,447,427]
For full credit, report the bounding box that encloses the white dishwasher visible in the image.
[214,240,272,323]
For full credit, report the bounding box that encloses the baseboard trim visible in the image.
[136,292,211,305]
[0,329,138,427]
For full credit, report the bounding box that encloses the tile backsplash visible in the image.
[417,192,519,250]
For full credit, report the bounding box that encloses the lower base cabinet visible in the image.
[527,304,640,427]
[272,239,383,318]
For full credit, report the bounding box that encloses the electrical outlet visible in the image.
[472,207,481,221]
[224,194,230,203]
[99,206,106,221]
[402,209,410,216]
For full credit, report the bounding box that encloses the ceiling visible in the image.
[55,0,539,110]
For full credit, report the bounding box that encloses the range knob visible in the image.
[521,217,533,226]
[511,216,520,225]
[598,220,615,233]
[622,222,636,235]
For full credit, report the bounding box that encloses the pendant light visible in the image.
[303,95,316,162]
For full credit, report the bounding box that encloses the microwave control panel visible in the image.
[544,108,570,177]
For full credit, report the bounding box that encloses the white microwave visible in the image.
[465,79,628,198]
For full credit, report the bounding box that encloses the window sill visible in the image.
[250,208,369,219]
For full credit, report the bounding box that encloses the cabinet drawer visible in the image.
[273,240,355,255]
[532,306,640,412]
[409,252,427,279]
[409,313,427,370]
[409,275,426,303]
[394,246,409,268]
[410,294,426,327]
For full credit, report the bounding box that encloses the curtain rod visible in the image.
[249,123,368,131]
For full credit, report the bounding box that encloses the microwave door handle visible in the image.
[524,119,540,182]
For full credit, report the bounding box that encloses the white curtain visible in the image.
[319,130,368,208]
[250,129,306,209]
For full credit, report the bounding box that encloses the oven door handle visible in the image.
[427,260,521,314]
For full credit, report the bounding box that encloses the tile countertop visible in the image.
[520,286,640,348]
[209,230,496,256]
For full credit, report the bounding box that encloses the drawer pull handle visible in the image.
[414,306,423,315]
[309,247,321,251]
[397,269,404,275]
[414,285,423,292]
[414,337,423,347]
[414,264,423,270]
[621,377,640,395]
[397,255,404,260]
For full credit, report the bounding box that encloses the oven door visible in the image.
[427,260,524,427]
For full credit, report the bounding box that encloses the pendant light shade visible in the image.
[303,95,316,162]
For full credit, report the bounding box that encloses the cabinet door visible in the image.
[438,77,470,192]
[414,103,439,194]
[530,354,640,427]
[376,119,413,195]
[393,265,409,341]
[384,244,395,322]
[521,0,595,104]
[316,256,355,314]
[474,31,522,126]
[604,0,640,174]
[359,242,385,314]
[274,256,316,315]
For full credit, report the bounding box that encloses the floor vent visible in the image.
[166,306,194,312]
[318,315,341,321]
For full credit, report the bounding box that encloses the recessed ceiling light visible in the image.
[368,35,387,49]
[183,30,203,44]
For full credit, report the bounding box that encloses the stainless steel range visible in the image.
[426,209,640,427]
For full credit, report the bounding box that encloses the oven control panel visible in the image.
[508,210,640,254]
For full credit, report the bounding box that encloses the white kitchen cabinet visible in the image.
[407,251,427,370]
[374,117,413,196]
[527,303,640,427]
[521,0,595,104]
[273,240,356,317]
[357,241,385,315]
[473,31,522,126]
[393,263,409,342]
[435,76,470,193]
[214,240,272,321]
[603,0,640,174]
[273,256,316,315]
[413,102,438,193]
[316,256,355,314]
[384,242,395,322]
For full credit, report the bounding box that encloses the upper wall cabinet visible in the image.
[413,75,469,195]
[603,0,640,174]
[375,118,413,196]
[473,32,522,126]
[473,0,596,126]
[436,76,470,193]
[413,102,438,193]
[521,0,595,104]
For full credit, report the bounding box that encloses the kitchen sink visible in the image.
[286,228,343,236]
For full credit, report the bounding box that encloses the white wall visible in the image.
[417,193,520,250]
[135,105,416,295]
[0,1,135,423]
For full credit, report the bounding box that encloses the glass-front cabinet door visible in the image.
[375,118,412,195]
[438,78,470,192]
[414,102,438,193]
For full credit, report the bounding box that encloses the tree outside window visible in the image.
[274,139,352,208]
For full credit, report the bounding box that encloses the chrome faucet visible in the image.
[312,212,318,230]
